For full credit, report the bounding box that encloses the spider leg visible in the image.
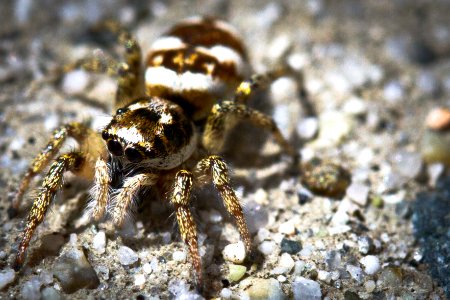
[64,20,143,109]
[90,157,111,221]
[194,156,252,253]
[203,101,297,160]
[13,122,98,210]
[111,173,158,226]
[171,170,202,286]
[14,152,85,270]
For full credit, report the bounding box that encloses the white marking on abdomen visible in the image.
[150,36,186,51]
[145,66,225,93]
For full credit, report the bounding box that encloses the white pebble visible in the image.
[20,276,41,300]
[297,117,319,140]
[278,221,296,235]
[223,241,246,264]
[317,270,332,284]
[346,264,363,283]
[292,276,322,300]
[134,274,146,288]
[277,253,295,274]
[256,228,271,243]
[360,255,380,275]
[0,268,15,290]
[143,263,152,274]
[364,280,376,292]
[92,231,106,254]
[258,241,276,256]
[346,183,370,206]
[342,97,367,116]
[220,288,233,299]
[277,275,287,282]
[62,70,90,95]
[117,246,139,266]
[172,250,187,262]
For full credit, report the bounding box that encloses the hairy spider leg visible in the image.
[64,20,143,109]
[203,100,297,160]
[14,122,105,269]
[14,152,84,269]
[111,173,158,226]
[13,122,96,209]
[194,155,252,253]
[170,170,202,286]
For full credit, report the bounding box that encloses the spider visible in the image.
[12,16,297,288]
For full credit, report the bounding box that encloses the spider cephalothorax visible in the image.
[103,97,197,168]
[12,16,297,289]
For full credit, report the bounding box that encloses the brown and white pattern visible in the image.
[145,17,249,120]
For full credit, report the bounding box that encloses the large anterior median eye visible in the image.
[107,140,123,156]
[125,147,143,162]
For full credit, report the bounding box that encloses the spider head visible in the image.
[102,97,196,169]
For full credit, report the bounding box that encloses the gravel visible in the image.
[117,246,139,266]
[222,242,246,264]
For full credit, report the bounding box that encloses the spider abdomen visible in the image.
[145,17,249,120]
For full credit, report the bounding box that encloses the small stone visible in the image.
[95,265,109,281]
[41,287,62,300]
[168,279,203,299]
[246,278,286,300]
[256,228,271,243]
[278,253,295,274]
[379,266,403,287]
[223,241,246,264]
[346,265,363,283]
[143,263,152,274]
[346,183,370,206]
[62,70,89,95]
[92,231,106,254]
[357,236,374,255]
[294,260,306,275]
[382,190,406,204]
[172,250,187,262]
[53,246,99,293]
[220,288,233,299]
[20,276,41,300]
[427,163,444,186]
[0,268,15,290]
[278,221,296,235]
[342,97,368,116]
[292,277,322,300]
[228,264,247,282]
[391,151,423,179]
[117,246,139,266]
[297,117,319,140]
[425,107,450,131]
[315,111,353,147]
[301,159,351,198]
[245,201,269,234]
[360,255,380,275]
[325,251,341,270]
[134,274,146,288]
[258,241,276,256]
[277,275,287,282]
[317,270,332,284]
[280,238,302,254]
[383,80,404,103]
[364,280,376,293]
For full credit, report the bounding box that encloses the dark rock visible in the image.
[280,238,302,254]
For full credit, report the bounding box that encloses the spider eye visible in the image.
[116,108,127,115]
[125,147,143,163]
[107,140,123,156]
[101,130,109,140]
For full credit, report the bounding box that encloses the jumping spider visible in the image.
[12,16,297,287]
